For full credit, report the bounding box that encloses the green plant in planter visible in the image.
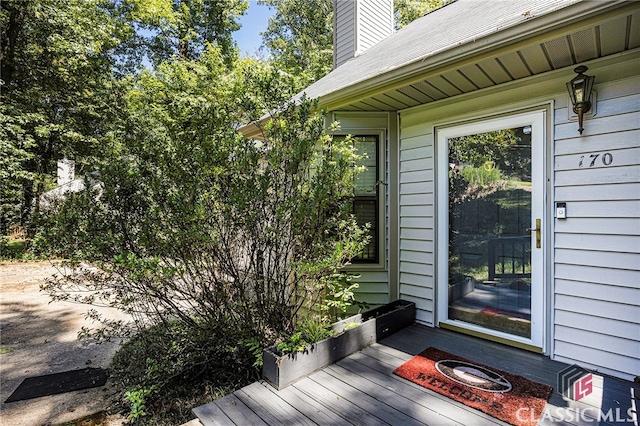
[276,316,335,355]
[318,271,363,322]
[342,321,360,331]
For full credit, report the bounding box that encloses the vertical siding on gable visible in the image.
[333,0,356,68]
[552,75,640,379]
[398,116,436,326]
[334,0,392,68]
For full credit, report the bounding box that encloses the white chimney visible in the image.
[333,0,394,69]
[57,158,75,187]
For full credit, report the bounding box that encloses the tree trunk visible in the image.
[0,3,25,89]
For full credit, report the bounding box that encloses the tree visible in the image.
[0,0,248,238]
[0,113,35,236]
[395,0,446,29]
[259,0,333,89]
[115,0,248,67]
[0,0,124,235]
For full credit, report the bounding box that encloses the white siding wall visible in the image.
[398,117,436,326]
[357,0,394,54]
[333,0,355,69]
[397,60,639,380]
[333,0,393,69]
[552,76,640,380]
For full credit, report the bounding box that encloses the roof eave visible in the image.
[313,0,630,111]
[240,0,629,138]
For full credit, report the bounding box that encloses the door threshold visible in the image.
[439,322,543,353]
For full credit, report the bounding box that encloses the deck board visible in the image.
[264,379,347,425]
[323,363,446,425]
[236,383,315,426]
[212,394,267,426]
[341,351,502,425]
[191,397,233,426]
[194,324,640,426]
[311,369,426,426]
[293,376,385,426]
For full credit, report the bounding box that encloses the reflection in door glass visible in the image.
[448,126,532,338]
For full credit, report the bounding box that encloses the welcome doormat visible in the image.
[5,367,107,403]
[393,348,552,426]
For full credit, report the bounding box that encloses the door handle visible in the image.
[525,219,541,249]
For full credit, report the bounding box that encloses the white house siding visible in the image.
[333,0,393,69]
[332,112,394,307]
[356,0,393,54]
[333,0,355,68]
[397,117,436,326]
[552,75,640,381]
[396,56,639,380]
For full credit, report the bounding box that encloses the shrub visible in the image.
[39,60,369,420]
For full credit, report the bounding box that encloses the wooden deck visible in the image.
[193,325,639,425]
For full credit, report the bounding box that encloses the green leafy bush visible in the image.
[38,53,369,422]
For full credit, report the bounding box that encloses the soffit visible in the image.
[318,2,639,112]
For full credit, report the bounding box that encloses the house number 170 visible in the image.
[579,152,613,168]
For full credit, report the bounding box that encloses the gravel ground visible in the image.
[0,261,128,425]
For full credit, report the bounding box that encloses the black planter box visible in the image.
[262,300,416,389]
[262,314,376,389]
[362,299,416,341]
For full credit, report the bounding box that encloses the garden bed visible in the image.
[262,300,416,389]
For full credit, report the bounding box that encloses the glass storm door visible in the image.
[437,111,545,348]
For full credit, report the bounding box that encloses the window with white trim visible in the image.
[335,134,381,264]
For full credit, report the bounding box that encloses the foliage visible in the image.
[317,272,363,321]
[275,315,335,355]
[4,0,446,421]
[39,47,368,420]
[449,128,530,180]
[259,0,333,88]
[394,0,447,29]
[448,128,533,290]
[111,321,256,424]
[461,164,503,187]
[0,238,38,260]
[0,0,126,236]
[115,0,248,67]
[0,0,249,240]
[125,385,158,422]
[0,111,36,236]
[244,337,265,367]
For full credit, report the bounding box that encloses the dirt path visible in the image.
[0,261,128,425]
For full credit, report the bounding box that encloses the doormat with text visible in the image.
[393,347,552,426]
[5,367,107,403]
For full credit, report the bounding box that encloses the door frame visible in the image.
[435,109,548,351]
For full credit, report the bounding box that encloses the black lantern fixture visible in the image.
[566,65,595,135]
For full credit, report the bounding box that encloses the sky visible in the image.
[233,1,274,57]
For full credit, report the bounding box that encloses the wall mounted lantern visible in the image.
[566,65,595,135]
